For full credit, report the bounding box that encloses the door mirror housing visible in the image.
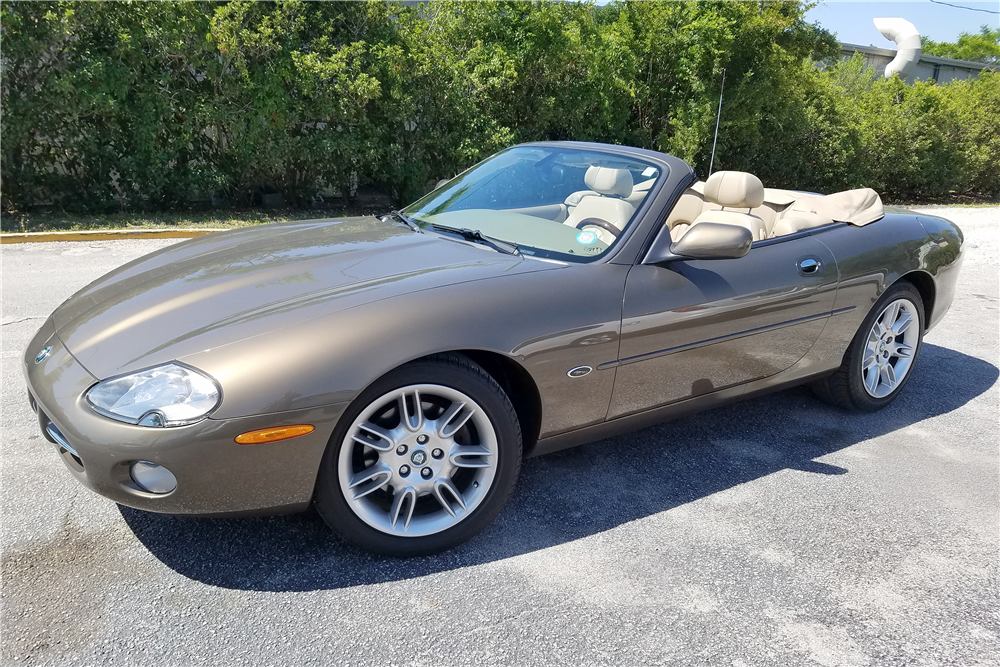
[644,222,753,265]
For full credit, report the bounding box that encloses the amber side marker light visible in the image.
[235,425,315,445]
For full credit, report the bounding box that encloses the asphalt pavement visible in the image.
[2,207,998,666]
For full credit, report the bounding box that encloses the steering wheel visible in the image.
[575,217,622,238]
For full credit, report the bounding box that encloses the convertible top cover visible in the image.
[782,188,885,227]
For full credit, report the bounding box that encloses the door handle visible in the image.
[797,257,822,275]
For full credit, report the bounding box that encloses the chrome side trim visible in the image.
[617,307,856,367]
[751,222,847,248]
[46,423,79,458]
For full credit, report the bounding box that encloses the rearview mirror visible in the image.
[550,164,568,185]
[644,222,753,265]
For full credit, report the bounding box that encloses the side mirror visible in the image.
[435,179,451,190]
[644,222,753,265]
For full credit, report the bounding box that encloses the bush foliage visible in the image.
[922,25,1000,65]
[2,0,997,215]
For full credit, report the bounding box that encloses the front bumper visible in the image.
[23,318,348,516]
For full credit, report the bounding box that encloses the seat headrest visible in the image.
[585,166,633,198]
[704,171,765,209]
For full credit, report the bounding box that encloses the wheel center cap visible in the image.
[410,449,428,466]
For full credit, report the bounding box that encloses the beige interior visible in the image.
[665,190,706,242]
[626,178,656,207]
[564,166,638,244]
[688,171,768,241]
[703,171,765,209]
[666,171,884,243]
[584,165,634,197]
[557,167,882,247]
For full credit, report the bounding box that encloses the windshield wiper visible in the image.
[430,225,522,257]
[385,210,422,233]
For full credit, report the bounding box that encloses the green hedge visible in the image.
[2,1,997,217]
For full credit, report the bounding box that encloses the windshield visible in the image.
[402,146,664,263]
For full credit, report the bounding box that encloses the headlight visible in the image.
[85,363,221,427]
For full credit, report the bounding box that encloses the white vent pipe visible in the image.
[873,17,922,79]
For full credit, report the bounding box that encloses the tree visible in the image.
[2,1,996,214]
[922,25,1000,64]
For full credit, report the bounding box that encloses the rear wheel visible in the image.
[813,281,924,412]
[315,354,521,556]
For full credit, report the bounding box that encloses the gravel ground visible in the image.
[2,207,997,666]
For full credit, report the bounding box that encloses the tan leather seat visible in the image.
[564,190,596,207]
[752,205,776,236]
[690,171,767,241]
[748,189,798,237]
[626,178,656,207]
[665,189,706,241]
[565,174,653,216]
[689,181,722,213]
[564,166,635,244]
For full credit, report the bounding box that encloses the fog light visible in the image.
[130,461,177,494]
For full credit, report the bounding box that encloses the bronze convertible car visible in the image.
[24,142,963,556]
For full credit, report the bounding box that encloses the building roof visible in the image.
[839,42,993,71]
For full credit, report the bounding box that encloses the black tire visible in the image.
[812,280,925,412]
[315,353,522,556]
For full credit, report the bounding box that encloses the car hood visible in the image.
[54,217,552,378]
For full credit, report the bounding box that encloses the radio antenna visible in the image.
[708,68,726,177]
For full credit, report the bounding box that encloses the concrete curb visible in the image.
[1,228,225,244]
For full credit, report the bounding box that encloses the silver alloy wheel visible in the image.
[338,384,498,537]
[861,297,919,398]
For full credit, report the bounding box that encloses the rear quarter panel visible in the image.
[914,213,964,331]
[804,212,963,370]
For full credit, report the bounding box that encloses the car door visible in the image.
[608,234,838,418]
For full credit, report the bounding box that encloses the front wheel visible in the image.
[813,281,924,412]
[315,354,522,556]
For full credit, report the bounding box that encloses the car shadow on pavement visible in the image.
[120,343,998,591]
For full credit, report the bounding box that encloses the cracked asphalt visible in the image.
[2,207,997,666]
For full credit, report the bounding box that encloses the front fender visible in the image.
[182,262,631,438]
